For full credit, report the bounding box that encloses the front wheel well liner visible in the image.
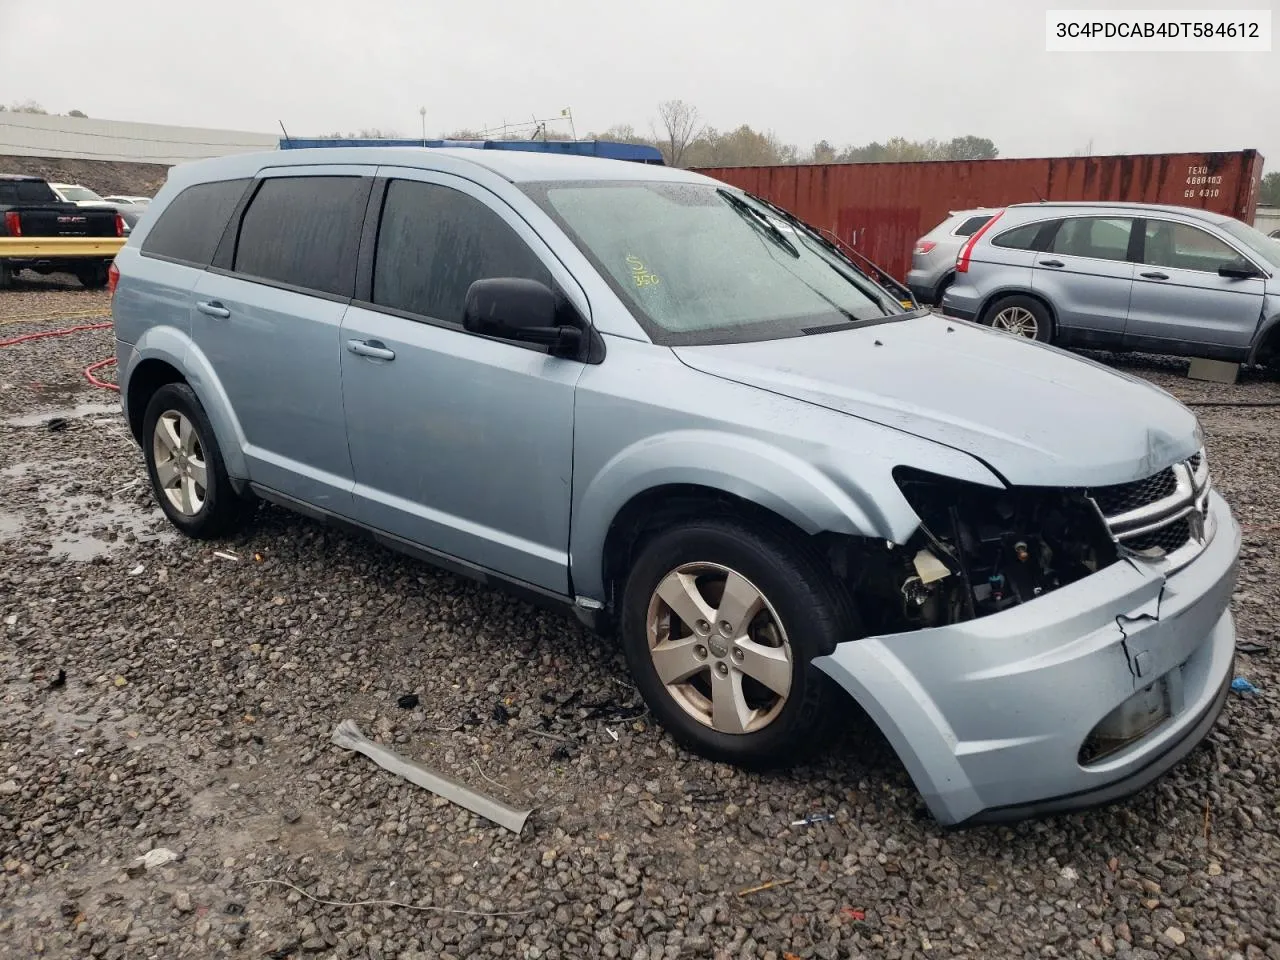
[125,358,186,443]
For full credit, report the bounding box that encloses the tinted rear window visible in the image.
[991,221,1051,251]
[232,176,369,297]
[953,215,993,237]
[141,179,249,266]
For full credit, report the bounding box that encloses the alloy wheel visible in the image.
[645,562,793,734]
[152,410,208,516]
[991,306,1039,339]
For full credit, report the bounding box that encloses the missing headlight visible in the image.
[848,469,1119,633]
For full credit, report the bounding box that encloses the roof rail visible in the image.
[277,138,665,165]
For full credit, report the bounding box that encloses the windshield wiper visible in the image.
[717,189,800,259]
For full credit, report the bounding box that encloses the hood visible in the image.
[673,314,1201,488]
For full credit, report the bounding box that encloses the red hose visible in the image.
[0,320,118,392]
[0,320,111,348]
[85,356,120,392]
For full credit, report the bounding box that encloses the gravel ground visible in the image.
[2,286,1278,959]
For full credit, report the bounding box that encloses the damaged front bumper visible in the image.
[814,491,1240,826]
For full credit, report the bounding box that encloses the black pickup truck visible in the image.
[0,174,124,289]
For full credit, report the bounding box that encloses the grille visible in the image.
[1089,468,1177,516]
[1125,517,1192,554]
[1188,453,1202,473]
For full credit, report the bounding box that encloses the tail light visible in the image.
[955,210,1004,274]
[114,214,125,238]
[3,211,20,236]
[108,262,119,294]
[914,240,937,254]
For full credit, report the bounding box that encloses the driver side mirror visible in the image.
[463,278,583,356]
[1219,258,1262,280]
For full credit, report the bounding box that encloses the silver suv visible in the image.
[906,209,999,305]
[942,201,1280,367]
[111,149,1240,826]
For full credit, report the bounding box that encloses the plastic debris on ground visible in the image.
[1231,677,1260,695]
[1236,641,1268,655]
[396,694,419,710]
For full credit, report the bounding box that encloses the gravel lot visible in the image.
[2,280,1278,960]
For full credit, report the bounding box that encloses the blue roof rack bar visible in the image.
[278,138,665,165]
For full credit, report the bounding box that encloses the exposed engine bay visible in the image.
[844,468,1119,634]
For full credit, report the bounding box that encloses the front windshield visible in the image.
[523,180,915,345]
[1219,218,1280,269]
[59,186,103,202]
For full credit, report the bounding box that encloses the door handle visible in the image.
[1140,271,1169,280]
[346,339,395,361]
[1038,259,1065,268]
[196,300,230,319]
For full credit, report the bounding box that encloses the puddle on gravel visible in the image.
[44,494,174,561]
[2,402,120,428]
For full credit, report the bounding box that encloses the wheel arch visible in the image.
[123,327,250,480]
[571,431,906,608]
[1248,311,1280,367]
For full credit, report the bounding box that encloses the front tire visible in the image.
[620,518,856,767]
[984,294,1053,343]
[142,383,250,539]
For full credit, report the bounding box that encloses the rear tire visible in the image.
[984,294,1053,343]
[0,260,12,289]
[619,518,856,768]
[76,262,110,290]
[142,383,252,539]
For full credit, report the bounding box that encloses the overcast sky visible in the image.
[1,0,1275,166]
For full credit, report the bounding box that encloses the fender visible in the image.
[124,324,250,480]
[572,429,928,601]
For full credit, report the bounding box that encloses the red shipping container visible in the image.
[695,150,1263,282]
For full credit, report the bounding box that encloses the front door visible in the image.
[190,166,374,513]
[339,171,587,593]
[1125,219,1265,357]
[1032,216,1137,342]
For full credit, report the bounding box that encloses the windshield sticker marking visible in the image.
[625,254,661,288]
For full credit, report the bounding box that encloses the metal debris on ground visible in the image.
[790,812,835,827]
[735,878,795,897]
[1231,677,1260,695]
[212,551,239,562]
[330,719,532,835]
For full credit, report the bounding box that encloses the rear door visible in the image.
[1032,216,1136,343]
[190,166,374,514]
[1125,218,1266,357]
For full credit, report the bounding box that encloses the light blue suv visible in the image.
[942,201,1280,367]
[111,149,1240,825]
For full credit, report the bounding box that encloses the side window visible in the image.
[233,176,369,296]
[1143,221,1242,273]
[141,179,249,266]
[991,221,1050,251]
[372,179,551,325]
[1050,217,1133,262]
[953,214,993,237]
